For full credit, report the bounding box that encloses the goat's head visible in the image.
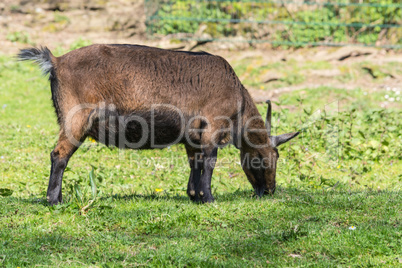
[241,100,299,196]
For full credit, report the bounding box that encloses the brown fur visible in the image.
[18,44,297,205]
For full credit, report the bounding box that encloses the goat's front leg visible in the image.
[196,146,218,203]
[185,146,203,201]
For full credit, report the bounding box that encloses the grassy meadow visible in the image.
[0,49,401,267]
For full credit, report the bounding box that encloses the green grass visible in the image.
[0,54,401,267]
[1,189,401,267]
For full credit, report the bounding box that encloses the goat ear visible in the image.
[271,132,300,147]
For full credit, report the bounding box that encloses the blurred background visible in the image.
[0,0,400,100]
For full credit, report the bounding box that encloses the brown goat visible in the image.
[18,44,299,205]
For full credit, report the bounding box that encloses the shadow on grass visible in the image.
[7,186,401,209]
[81,186,401,207]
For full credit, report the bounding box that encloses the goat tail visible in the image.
[17,47,56,77]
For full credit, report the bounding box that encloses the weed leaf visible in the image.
[89,168,97,199]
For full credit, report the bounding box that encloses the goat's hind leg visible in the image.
[47,109,92,205]
[47,132,80,205]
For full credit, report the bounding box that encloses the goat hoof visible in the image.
[47,195,62,206]
[200,193,214,203]
[47,199,61,206]
[201,196,214,203]
[187,189,198,201]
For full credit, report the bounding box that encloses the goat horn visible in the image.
[265,100,271,137]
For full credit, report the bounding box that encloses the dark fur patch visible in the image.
[86,108,204,149]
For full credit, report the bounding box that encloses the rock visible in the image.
[323,46,379,61]
[105,1,145,37]
[261,71,283,83]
